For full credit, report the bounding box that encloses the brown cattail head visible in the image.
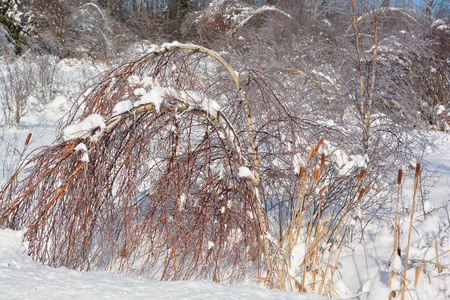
[414,163,421,192]
[314,167,321,182]
[397,169,403,185]
[321,153,325,168]
[25,133,32,146]
[318,185,328,195]
[298,165,304,181]
[357,169,365,181]
[314,138,323,153]
[357,187,365,202]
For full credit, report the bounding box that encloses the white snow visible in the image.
[0,229,326,300]
[390,254,402,273]
[74,143,89,162]
[201,98,221,118]
[62,114,106,141]
[289,243,307,276]
[293,153,305,174]
[127,74,141,86]
[133,87,146,96]
[437,105,446,115]
[207,241,215,250]
[238,166,256,182]
[140,76,153,89]
[178,194,186,211]
[112,100,132,115]
[134,86,166,112]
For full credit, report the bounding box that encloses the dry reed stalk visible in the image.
[314,168,321,182]
[277,160,311,290]
[301,214,330,292]
[414,235,437,288]
[318,170,365,294]
[257,205,274,288]
[389,168,403,290]
[293,140,323,246]
[401,162,420,300]
[277,140,327,291]
[326,187,365,294]
[173,247,177,281]
[314,138,323,153]
[434,238,441,273]
[287,160,312,249]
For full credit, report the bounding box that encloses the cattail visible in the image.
[397,169,403,185]
[318,185,328,195]
[314,168,321,182]
[314,137,323,153]
[357,187,365,202]
[298,165,304,181]
[357,168,365,181]
[25,133,32,146]
[414,163,420,192]
[320,153,325,167]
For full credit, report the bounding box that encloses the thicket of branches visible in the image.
[0,40,373,285]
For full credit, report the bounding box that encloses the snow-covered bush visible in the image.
[30,0,118,60]
[1,1,449,298]
[1,44,266,282]
[0,56,34,126]
[0,42,373,286]
[0,54,63,127]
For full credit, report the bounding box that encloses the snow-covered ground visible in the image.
[0,229,329,300]
[0,54,449,299]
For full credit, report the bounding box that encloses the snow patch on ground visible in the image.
[0,229,328,300]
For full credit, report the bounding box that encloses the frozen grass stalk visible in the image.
[401,162,420,300]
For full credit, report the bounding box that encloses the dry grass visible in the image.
[401,163,420,300]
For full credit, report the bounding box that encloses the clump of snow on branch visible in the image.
[74,143,89,162]
[112,100,132,115]
[238,166,256,182]
[134,86,166,112]
[63,114,106,141]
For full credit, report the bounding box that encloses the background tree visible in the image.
[0,0,34,54]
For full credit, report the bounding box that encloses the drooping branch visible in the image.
[0,43,332,286]
[0,44,269,283]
